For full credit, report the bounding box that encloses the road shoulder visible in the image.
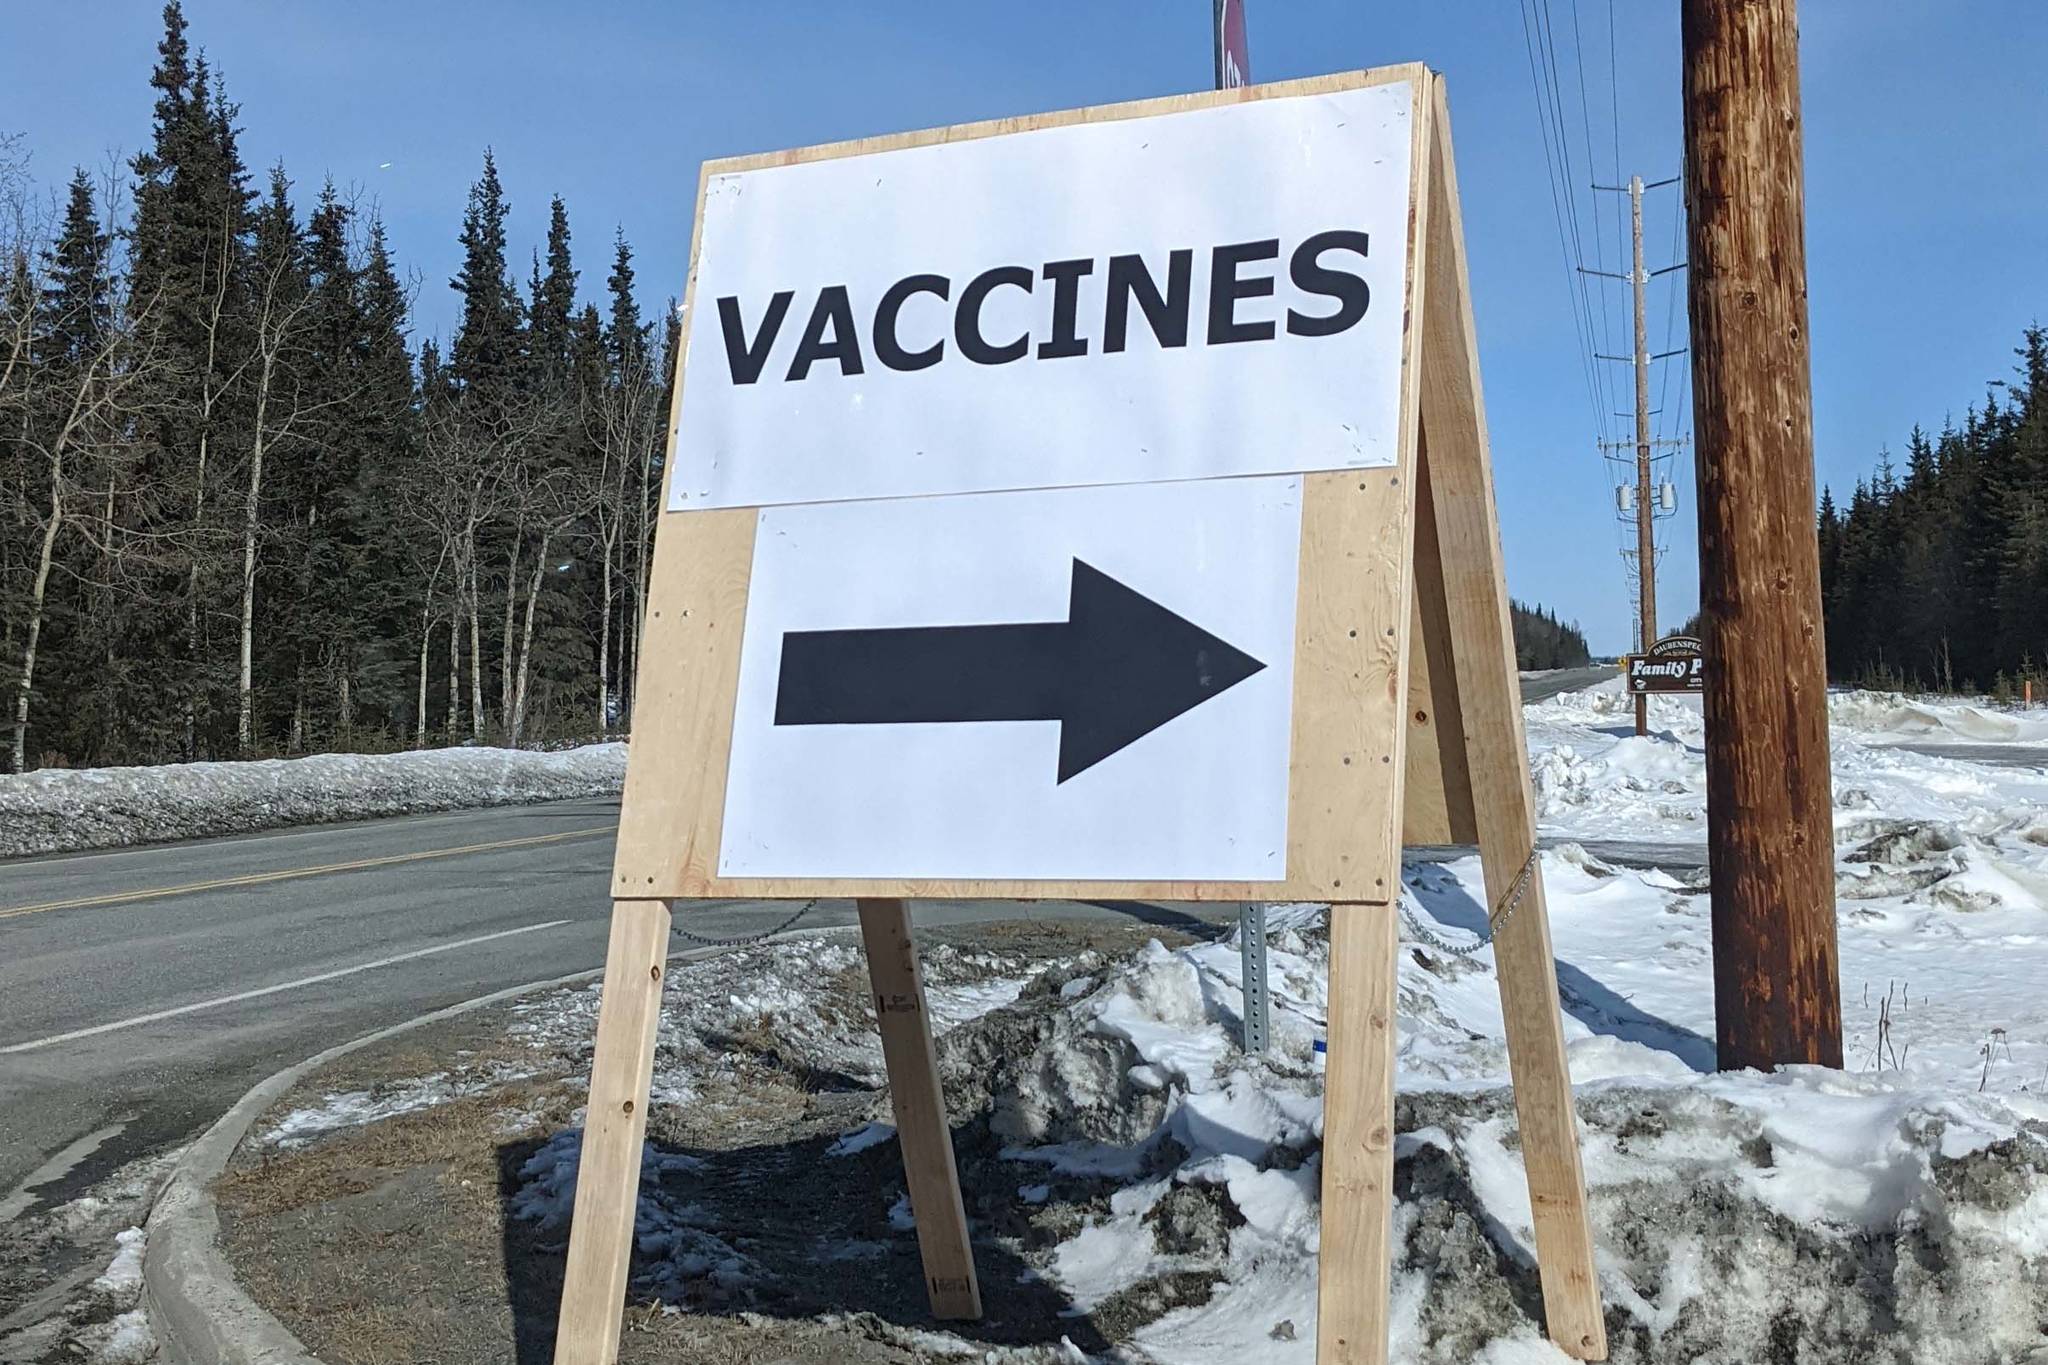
[194,919,1205,1364]
[142,961,625,1364]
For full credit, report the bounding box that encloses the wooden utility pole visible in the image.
[1629,175,1655,737]
[1591,175,1683,733]
[1682,0,1843,1070]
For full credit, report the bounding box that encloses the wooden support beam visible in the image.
[1315,902,1400,1365]
[553,898,675,1365]
[1316,70,1426,1365]
[1403,475,1480,848]
[856,898,982,1319]
[1415,77,1607,1361]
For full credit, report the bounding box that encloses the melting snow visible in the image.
[168,677,2048,1362]
[0,741,626,856]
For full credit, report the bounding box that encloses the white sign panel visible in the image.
[718,477,1302,880]
[673,82,1413,511]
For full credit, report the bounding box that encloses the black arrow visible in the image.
[773,559,1266,782]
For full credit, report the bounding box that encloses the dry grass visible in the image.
[218,1079,575,1217]
[617,1311,926,1365]
[210,916,1218,1364]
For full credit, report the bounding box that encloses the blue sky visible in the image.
[4,2,2043,653]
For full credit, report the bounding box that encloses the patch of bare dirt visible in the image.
[215,918,1214,1364]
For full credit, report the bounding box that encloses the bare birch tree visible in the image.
[3,199,170,772]
[581,337,661,736]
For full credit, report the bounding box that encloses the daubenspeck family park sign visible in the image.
[554,67,1609,1365]
[1626,634,1707,693]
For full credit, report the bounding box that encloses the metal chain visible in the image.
[670,899,818,948]
[1396,847,1540,959]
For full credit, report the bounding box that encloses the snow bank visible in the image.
[482,746,2048,1362]
[942,873,2048,1364]
[1523,682,2048,847]
[454,677,2046,1361]
[89,1225,146,1295]
[507,933,1056,1112]
[1829,689,2048,745]
[73,1226,156,1362]
[86,1309,154,1364]
[495,933,1072,1315]
[0,742,626,857]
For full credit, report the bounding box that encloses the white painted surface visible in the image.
[0,920,573,1054]
[718,478,1302,880]
[672,82,1413,510]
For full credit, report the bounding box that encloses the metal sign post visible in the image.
[1212,0,1272,1067]
[1239,901,1271,1055]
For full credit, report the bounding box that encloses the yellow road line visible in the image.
[0,824,618,921]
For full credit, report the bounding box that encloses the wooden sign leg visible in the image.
[855,897,983,1319]
[1415,76,1607,1361]
[554,898,674,1365]
[1316,901,1401,1365]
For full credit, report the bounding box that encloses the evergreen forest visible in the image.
[1820,325,2048,696]
[1511,600,1593,670]
[2,4,674,771]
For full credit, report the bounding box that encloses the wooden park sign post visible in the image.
[554,66,1607,1365]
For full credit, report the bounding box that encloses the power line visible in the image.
[1541,0,1627,441]
[1562,0,1620,429]
[1527,1,1603,433]
[1654,173,1688,446]
[1517,0,1610,444]
[1606,0,1625,298]
[1517,0,1698,652]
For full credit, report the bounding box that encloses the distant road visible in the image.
[1891,741,2048,770]
[0,665,1623,1236]
[1520,665,1615,703]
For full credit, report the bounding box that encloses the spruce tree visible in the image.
[41,172,112,363]
[125,4,256,760]
[268,179,361,747]
[449,150,524,415]
[605,228,646,376]
[529,195,576,387]
[351,215,424,739]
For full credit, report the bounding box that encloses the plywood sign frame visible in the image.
[554,67,1607,1365]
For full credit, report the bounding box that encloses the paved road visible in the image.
[0,801,1239,1233]
[0,665,1629,1249]
[1518,664,1617,703]
[1892,741,2048,769]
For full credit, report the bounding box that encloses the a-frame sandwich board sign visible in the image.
[553,65,1608,1365]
